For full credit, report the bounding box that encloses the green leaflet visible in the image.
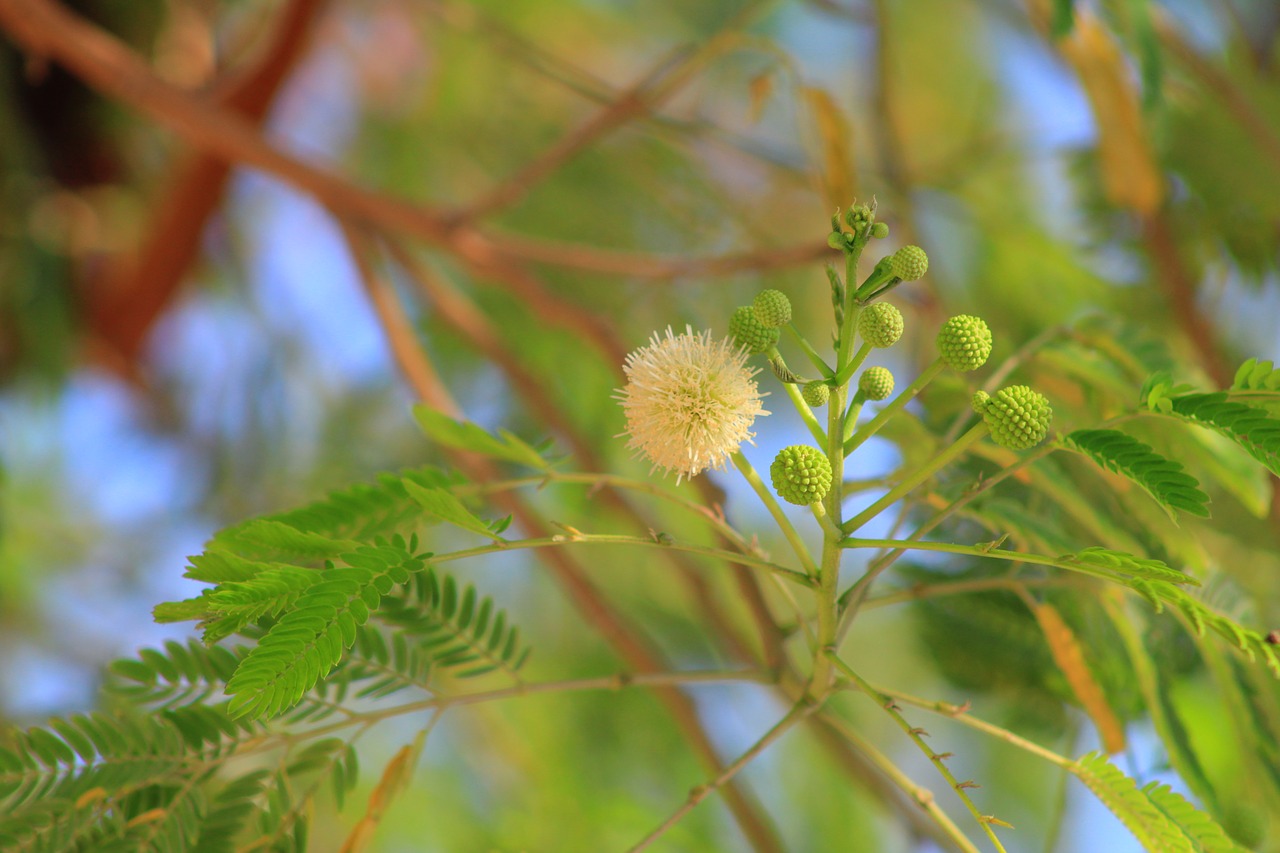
[0,707,255,851]
[1152,586,1280,678]
[191,770,270,853]
[413,406,552,471]
[211,519,362,563]
[224,543,429,719]
[1232,358,1280,393]
[378,569,531,680]
[1156,392,1280,477]
[107,640,244,709]
[403,480,508,541]
[1142,782,1249,852]
[1056,547,1198,586]
[1073,752,1243,852]
[1063,428,1211,520]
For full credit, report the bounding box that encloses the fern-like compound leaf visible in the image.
[224,543,429,719]
[1142,781,1247,851]
[1154,586,1280,678]
[1063,429,1210,520]
[413,406,553,471]
[1073,752,1197,852]
[107,640,244,709]
[1162,392,1280,476]
[1056,547,1198,586]
[0,707,255,851]
[378,569,531,680]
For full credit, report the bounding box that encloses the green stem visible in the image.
[870,682,1074,770]
[852,257,897,302]
[786,323,834,377]
[731,451,821,579]
[811,500,843,541]
[780,381,828,446]
[828,653,1012,852]
[817,712,983,853]
[834,341,875,386]
[809,380,847,696]
[431,531,814,585]
[844,359,946,456]
[843,392,866,441]
[842,423,988,535]
[837,537,1174,590]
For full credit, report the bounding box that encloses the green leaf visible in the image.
[413,406,551,470]
[1162,392,1280,477]
[1063,429,1210,520]
[224,544,428,719]
[1142,781,1250,852]
[1057,547,1198,586]
[1073,752,1197,851]
[1232,358,1280,394]
[403,481,505,541]
[212,520,362,563]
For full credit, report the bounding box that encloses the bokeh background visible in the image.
[2,0,1279,850]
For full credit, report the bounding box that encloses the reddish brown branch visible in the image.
[87,0,327,375]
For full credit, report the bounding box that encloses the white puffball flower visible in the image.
[616,326,769,481]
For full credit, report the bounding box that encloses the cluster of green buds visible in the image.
[719,200,1054,510]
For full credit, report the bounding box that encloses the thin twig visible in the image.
[627,701,816,853]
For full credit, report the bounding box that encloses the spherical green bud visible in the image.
[858,366,894,401]
[858,302,904,348]
[980,385,1052,450]
[729,306,780,354]
[971,390,990,413]
[802,381,829,408]
[827,232,844,250]
[770,445,833,506]
[937,314,992,372]
[752,289,792,328]
[871,221,889,239]
[891,245,929,281]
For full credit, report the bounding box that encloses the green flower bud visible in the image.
[971,390,990,413]
[770,445,833,506]
[858,302,904,348]
[858,366,894,401]
[827,232,845,250]
[891,245,929,281]
[752,289,793,328]
[802,381,830,408]
[980,385,1052,450]
[729,306,780,355]
[846,205,872,227]
[871,221,890,239]
[937,314,992,372]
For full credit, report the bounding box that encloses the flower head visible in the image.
[616,327,768,481]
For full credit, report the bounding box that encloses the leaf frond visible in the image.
[1063,429,1210,519]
